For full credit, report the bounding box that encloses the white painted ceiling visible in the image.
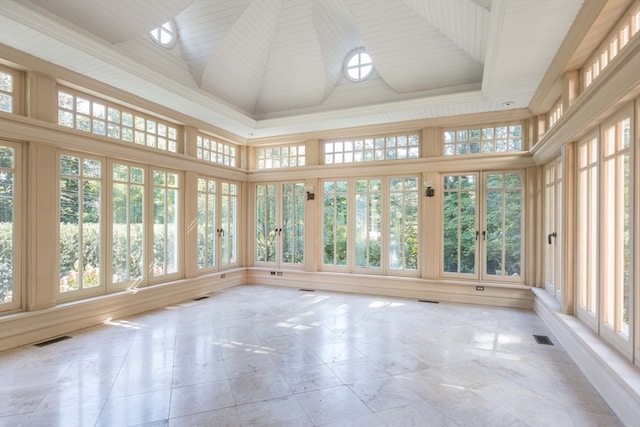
[0,0,584,139]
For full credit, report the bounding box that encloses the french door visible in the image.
[197,178,238,272]
[543,157,563,299]
[442,171,524,283]
[255,182,305,268]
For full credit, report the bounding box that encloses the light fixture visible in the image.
[424,181,434,197]
[304,185,315,201]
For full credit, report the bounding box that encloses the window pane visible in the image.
[60,156,102,294]
[0,146,15,304]
[443,175,476,274]
[112,164,144,284]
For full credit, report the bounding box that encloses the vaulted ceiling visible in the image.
[0,0,585,139]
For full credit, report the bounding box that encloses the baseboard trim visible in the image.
[532,288,640,427]
[0,270,244,352]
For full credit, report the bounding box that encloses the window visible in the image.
[112,163,145,286]
[149,20,177,49]
[584,6,640,89]
[256,145,305,169]
[344,49,374,82]
[255,183,305,267]
[388,177,419,271]
[576,135,599,327]
[442,172,524,282]
[58,88,180,153]
[324,134,420,164]
[151,170,179,278]
[59,154,103,297]
[601,114,631,342]
[548,98,564,129]
[575,111,634,358]
[0,142,20,312]
[543,157,563,300]
[323,180,348,267]
[355,178,382,270]
[0,69,14,113]
[197,178,238,271]
[219,182,238,267]
[322,177,419,275]
[196,135,237,167]
[443,124,522,156]
[197,178,217,270]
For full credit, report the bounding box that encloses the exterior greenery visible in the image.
[0,146,13,303]
[443,173,523,277]
[256,183,304,265]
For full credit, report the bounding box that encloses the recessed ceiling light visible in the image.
[502,101,515,107]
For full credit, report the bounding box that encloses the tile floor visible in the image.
[0,285,623,427]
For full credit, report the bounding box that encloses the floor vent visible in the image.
[34,336,72,347]
[299,288,315,292]
[193,296,210,301]
[418,299,439,304]
[533,335,554,345]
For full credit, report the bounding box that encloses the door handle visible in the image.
[548,232,557,245]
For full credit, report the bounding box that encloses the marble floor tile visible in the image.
[279,362,343,394]
[168,406,241,427]
[228,370,292,405]
[295,385,373,426]
[236,395,312,427]
[169,380,235,419]
[95,389,171,427]
[0,285,623,427]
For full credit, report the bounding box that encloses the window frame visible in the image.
[576,133,600,330]
[255,144,306,169]
[196,134,238,168]
[254,181,306,268]
[109,159,147,291]
[0,140,22,313]
[196,176,239,273]
[443,123,524,156]
[57,86,182,153]
[324,133,420,165]
[441,170,526,284]
[149,20,178,49]
[0,64,23,115]
[343,48,375,82]
[598,107,634,357]
[582,1,640,89]
[57,151,106,302]
[319,176,421,277]
[149,168,182,282]
[543,157,564,300]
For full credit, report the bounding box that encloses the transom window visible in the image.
[196,135,237,167]
[443,124,522,156]
[325,133,420,164]
[0,69,14,113]
[149,20,177,49]
[549,98,564,129]
[256,144,305,169]
[584,5,640,88]
[344,48,374,82]
[58,88,180,153]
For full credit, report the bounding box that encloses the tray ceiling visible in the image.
[0,0,584,138]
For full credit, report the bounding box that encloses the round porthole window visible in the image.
[149,20,177,49]
[344,48,374,82]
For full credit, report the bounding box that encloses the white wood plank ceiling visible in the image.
[0,0,584,139]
